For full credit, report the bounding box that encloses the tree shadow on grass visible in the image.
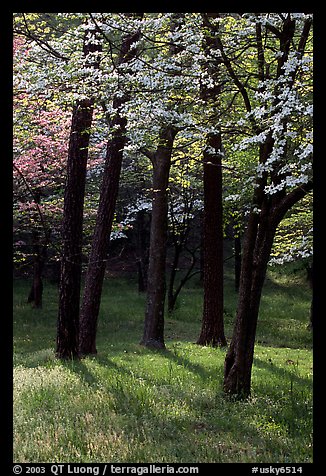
[62,353,277,462]
[253,356,312,388]
[16,344,312,462]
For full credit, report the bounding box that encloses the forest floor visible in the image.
[13,264,313,463]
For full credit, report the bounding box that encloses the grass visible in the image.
[13,264,313,463]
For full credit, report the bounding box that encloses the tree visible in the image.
[79,14,143,355]
[197,13,227,346]
[13,13,313,390]
[197,133,227,346]
[140,126,178,349]
[219,13,313,397]
[138,13,196,349]
[57,27,102,359]
[167,181,202,313]
[13,34,70,301]
[56,98,94,358]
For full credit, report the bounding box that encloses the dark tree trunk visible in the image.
[79,120,126,355]
[199,212,204,285]
[27,191,46,308]
[224,207,276,397]
[167,243,182,313]
[135,210,149,293]
[140,127,177,349]
[79,20,143,355]
[224,181,313,398]
[306,263,313,329]
[234,235,241,293]
[56,98,94,359]
[27,245,44,308]
[197,133,227,347]
[168,245,199,313]
[56,29,102,359]
[196,13,226,347]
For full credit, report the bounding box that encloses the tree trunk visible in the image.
[56,28,102,359]
[167,243,182,313]
[79,20,143,355]
[224,181,312,398]
[27,191,46,308]
[199,212,204,286]
[306,262,313,329]
[135,210,149,293]
[27,245,44,308]
[234,235,241,292]
[197,133,227,347]
[196,14,226,347]
[56,98,94,359]
[140,127,177,349]
[168,246,199,313]
[224,206,276,397]
[79,121,126,355]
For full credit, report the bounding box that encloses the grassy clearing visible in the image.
[13,266,313,463]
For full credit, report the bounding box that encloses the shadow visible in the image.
[162,346,223,381]
[13,341,312,462]
[253,356,312,388]
[60,350,281,462]
[60,358,101,389]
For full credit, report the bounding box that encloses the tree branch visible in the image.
[273,180,313,225]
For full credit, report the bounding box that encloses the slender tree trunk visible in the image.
[168,246,199,313]
[199,212,204,285]
[79,20,143,355]
[79,120,126,354]
[197,133,227,347]
[140,127,177,349]
[56,98,94,359]
[27,190,45,308]
[224,182,313,398]
[196,13,226,347]
[26,190,48,308]
[306,263,313,329]
[135,210,149,293]
[167,243,182,313]
[224,207,276,397]
[234,235,241,293]
[27,242,44,308]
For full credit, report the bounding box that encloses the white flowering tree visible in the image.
[79,13,144,355]
[205,13,314,398]
[13,13,313,379]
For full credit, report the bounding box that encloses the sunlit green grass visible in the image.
[13,265,313,463]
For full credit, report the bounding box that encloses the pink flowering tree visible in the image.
[13,34,104,306]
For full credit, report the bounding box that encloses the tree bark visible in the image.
[79,20,143,355]
[27,243,44,308]
[197,133,227,347]
[196,13,226,347]
[56,28,101,359]
[27,191,46,308]
[167,242,182,313]
[79,118,126,355]
[224,182,312,398]
[56,98,94,359]
[306,262,313,329]
[234,235,241,293]
[140,127,177,349]
[135,210,149,293]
